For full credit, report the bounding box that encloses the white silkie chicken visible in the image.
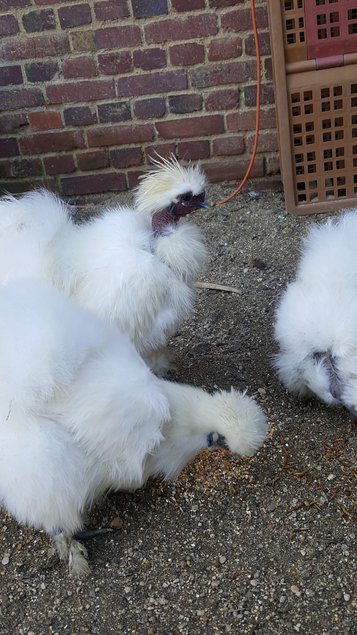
[274,209,357,417]
[0,280,267,576]
[0,156,208,374]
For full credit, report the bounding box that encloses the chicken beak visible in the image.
[198,200,209,209]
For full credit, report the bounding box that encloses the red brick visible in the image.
[168,94,202,114]
[246,131,279,154]
[62,56,98,79]
[145,14,217,44]
[0,33,69,61]
[208,36,242,61]
[132,0,167,18]
[0,138,19,158]
[98,101,131,123]
[221,7,268,31]
[227,108,277,132]
[44,154,76,175]
[170,43,205,67]
[64,106,97,126]
[58,4,92,29]
[0,0,30,7]
[127,170,144,188]
[156,114,224,139]
[144,143,176,161]
[205,88,239,111]
[94,0,129,20]
[0,14,19,36]
[10,158,43,177]
[28,111,62,131]
[133,98,165,120]
[61,172,127,196]
[212,135,244,156]
[118,70,187,97]
[110,148,143,168]
[245,32,271,57]
[77,150,109,171]
[22,8,55,32]
[20,130,85,155]
[94,26,141,50]
[0,65,22,86]
[202,157,264,182]
[177,140,210,161]
[133,49,166,71]
[209,0,239,6]
[98,51,132,75]
[264,58,273,81]
[0,161,11,178]
[172,0,205,10]
[34,0,73,3]
[87,124,154,147]
[244,84,274,107]
[0,87,44,111]
[25,60,58,82]
[0,178,56,195]
[0,113,27,134]
[191,61,249,89]
[47,79,114,104]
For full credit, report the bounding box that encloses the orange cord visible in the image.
[215,0,261,206]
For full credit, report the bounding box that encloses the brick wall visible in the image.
[0,0,279,198]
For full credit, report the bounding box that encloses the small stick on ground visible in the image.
[195,282,241,294]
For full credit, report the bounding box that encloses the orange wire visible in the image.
[215,0,261,206]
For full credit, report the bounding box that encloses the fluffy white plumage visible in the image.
[134,154,207,216]
[274,209,357,416]
[0,156,208,372]
[0,280,267,575]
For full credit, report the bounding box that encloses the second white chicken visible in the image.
[0,156,208,373]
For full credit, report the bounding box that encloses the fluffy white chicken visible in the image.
[0,280,267,576]
[274,209,357,417]
[0,156,208,374]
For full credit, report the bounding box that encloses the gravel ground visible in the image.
[0,184,356,635]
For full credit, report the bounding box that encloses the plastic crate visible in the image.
[268,0,357,214]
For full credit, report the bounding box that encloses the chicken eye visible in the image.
[181,193,193,203]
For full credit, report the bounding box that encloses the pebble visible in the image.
[344,593,351,602]
[1,557,9,566]
[250,579,258,587]
[290,585,301,596]
[219,555,226,564]
[327,473,336,481]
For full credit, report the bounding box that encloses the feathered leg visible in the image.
[53,532,90,577]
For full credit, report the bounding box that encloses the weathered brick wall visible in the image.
[0,0,279,198]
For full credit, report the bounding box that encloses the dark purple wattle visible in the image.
[152,208,178,237]
[151,191,207,237]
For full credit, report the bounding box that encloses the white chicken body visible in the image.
[274,210,357,415]
[49,206,197,361]
[0,157,208,371]
[0,190,68,285]
[0,280,267,574]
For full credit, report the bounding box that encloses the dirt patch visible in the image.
[0,185,355,635]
